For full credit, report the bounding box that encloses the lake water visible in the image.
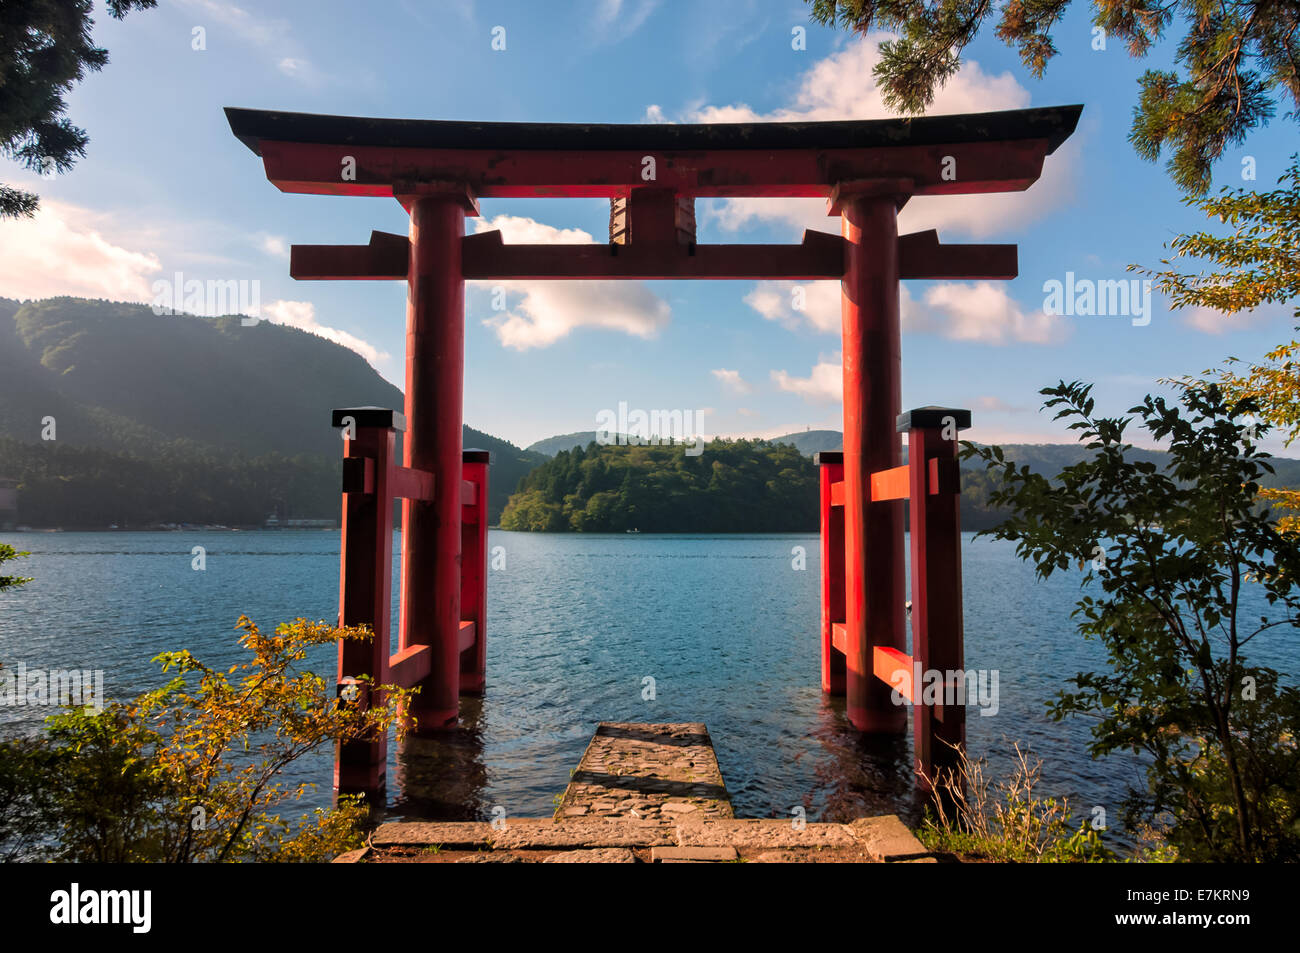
[1,530,1293,840]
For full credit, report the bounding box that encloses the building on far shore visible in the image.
[264,513,335,530]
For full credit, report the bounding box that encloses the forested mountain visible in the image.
[501,440,819,532]
[0,297,544,526]
[500,438,1018,532]
[5,297,1294,532]
[504,427,1300,533]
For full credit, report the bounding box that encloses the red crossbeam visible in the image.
[461,229,845,280]
[830,480,846,507]
[391,465,435,502]
[292,230,408,280]
[870,465,910,501]
[292,228,1017,282]
[898,229,1016,280]
[389,643,432,689]
[873,646,915,704]
[831,622,848,655]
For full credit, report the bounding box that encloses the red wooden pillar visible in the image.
[459,449,491,694]
[902,407,969,789]
[332,406,401,798]
[815,451,846,695]
[840,190,908,733]
[399,194,467,731]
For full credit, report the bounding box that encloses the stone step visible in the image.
[556,722,734,823]
[360,814,932,863]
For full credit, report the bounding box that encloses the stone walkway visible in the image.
[555,722,733,823]
[341,815,934,863]
[336,722,938,863]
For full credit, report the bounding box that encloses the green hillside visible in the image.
[505,427,1300,533]
[501,439,818,532]
[0,297,544,526]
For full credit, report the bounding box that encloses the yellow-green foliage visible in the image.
[1146,156,1300,532]
[918,743,1120,863]
[0,543,30,592]
[0,616,411,862]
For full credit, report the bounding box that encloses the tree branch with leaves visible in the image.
[964,381,1300,860]
[808,0,1300,193]
[1,0,156,218]
[1140,154,1300,530]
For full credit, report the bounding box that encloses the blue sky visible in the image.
[2,0,1295,453]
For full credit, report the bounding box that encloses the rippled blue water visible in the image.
[1,530,1293,838]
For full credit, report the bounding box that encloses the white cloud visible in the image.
[772,357,843,404]
[691,36,1029,126]
[475,215,592,245]
[262,299,390,366]
[745,280,841,333]
[472,215,671,349]
[258,234,289,258]
[711,368,753,394]
[0,201,160,301]
[745,279,926,334]
[744,278,1064,345]
[1180,304,1281,335]
[686,36,1076,242]
[921,281,1068,345]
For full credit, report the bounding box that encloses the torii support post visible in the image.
[815,451,846,696]
[333,407,401,799]
[825,407,970,787]
[400,192,468,731]
[901,407,969,790]
[840,188,908,734]
[459,450,491,694]
[330,408,489,797]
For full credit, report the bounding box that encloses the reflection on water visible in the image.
[391,697,490,821]
[807,697,924,826]
[2,529,1293,842]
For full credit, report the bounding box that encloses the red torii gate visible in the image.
[226,104,1080,797]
